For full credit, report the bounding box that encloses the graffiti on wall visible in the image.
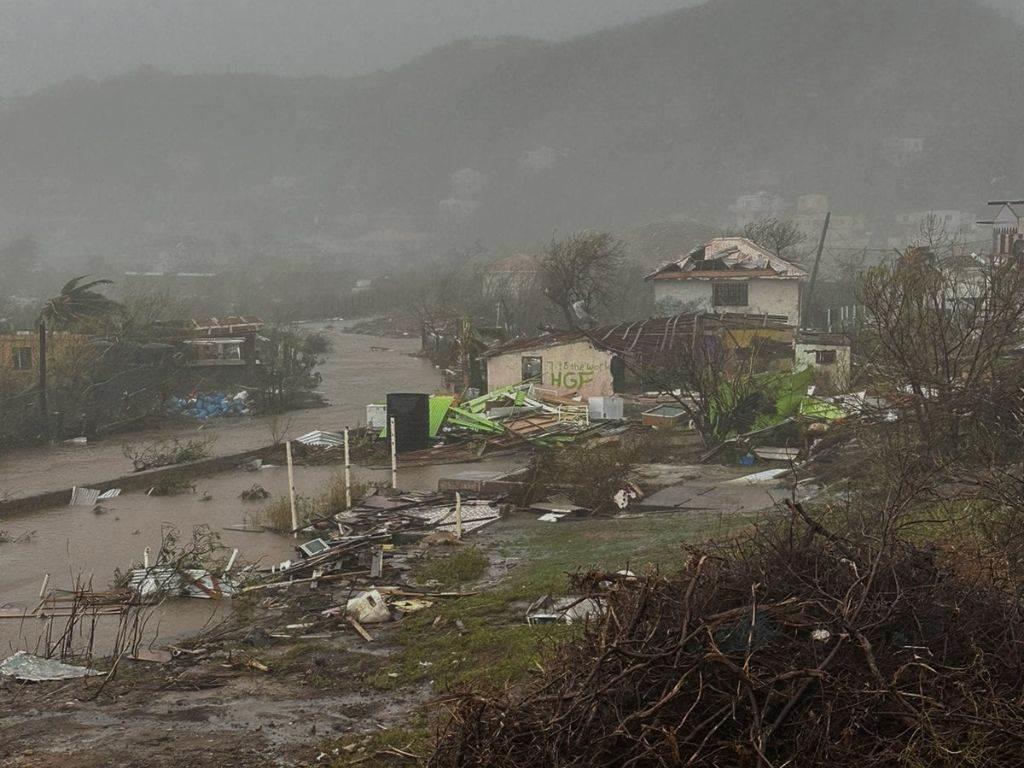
[548,360,597,389]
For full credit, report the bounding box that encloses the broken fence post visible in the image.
[225,548,239,573]
[390,417,398,489]
[455,492,463,540]
[343,427,352,509]
[370,546,383,578]
[143,547,150,569]
[38,573,50,600]
[286,440,298,538]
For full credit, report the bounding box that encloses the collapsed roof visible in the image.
[646,237,807,281]
[190,316,263,336]
[484,312,794,360]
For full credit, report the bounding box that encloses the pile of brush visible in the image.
[430,500,1024,767]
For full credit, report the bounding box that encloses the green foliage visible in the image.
[413,547,489,587]
[373,509,748,694]
[39,275,121,330]
[260,494,325,532]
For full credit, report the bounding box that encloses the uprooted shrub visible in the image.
[123,437,212,471]
[515,444,638,514]
[431,494,1024,767]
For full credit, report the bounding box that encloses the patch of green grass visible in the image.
[319,725,433,767]
[374,509,752,694]
[412,546,489,587]
[260,494,326,532]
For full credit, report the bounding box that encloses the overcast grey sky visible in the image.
[0,0,707,95]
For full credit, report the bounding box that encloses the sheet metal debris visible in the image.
[126,566,238,599]
[69,486,101,507]
[0,651,103,681]
[526,596,604,625]
[295,430,345,448]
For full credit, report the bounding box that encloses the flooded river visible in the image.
[0,325,517,656]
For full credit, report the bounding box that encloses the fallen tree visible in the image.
[430,487,1024,767]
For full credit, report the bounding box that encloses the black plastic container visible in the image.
[386,393,430,453]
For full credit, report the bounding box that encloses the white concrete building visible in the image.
[794,331,851,391]
[646,238,807,325]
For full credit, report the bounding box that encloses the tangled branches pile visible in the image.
[431,499,1024,767]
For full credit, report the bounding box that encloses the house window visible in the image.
[814,349,837,365]
[12,347,32,370]
[712,281,748,307]
[521,356,543,382]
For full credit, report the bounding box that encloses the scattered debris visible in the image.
[124,438,212,472]
[146,476,196,496]
[346,590,392,624]
[295,430,345,448]
[529,494,589,517]
[526,595,604,625]
[752,446,801,462]
[167,391,251,420]
[130,648,173,663]
[0,651,103,682]
[0,528,36,544]
[239,483,271,501]
[69,486,101,507]
[347,617,374,642]
[126,566,238,600]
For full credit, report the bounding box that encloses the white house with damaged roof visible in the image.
[646,237,807,325]
[978,201,1024,261]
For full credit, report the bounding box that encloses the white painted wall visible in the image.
[653,279,801,324]
[794,342,851,390]
[486,340,615,398]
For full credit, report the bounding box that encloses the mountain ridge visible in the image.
[0,0,1021,260]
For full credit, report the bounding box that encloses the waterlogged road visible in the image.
[0,324,441,501]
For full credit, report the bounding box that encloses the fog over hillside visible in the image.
[0,0,705,96]
[0,0,1022,270]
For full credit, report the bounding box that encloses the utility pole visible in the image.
[801,211,831,329]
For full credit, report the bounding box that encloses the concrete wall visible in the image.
[795,342,851,391]
[486,340,615,398]
[653,279,801,324]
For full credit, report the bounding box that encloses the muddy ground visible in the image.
[0,484,784,767]
[0,629,424,768]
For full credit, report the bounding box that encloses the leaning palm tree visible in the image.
[36,276,121,432]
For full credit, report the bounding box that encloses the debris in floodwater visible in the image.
[240,483,271,501]
[295,430,345,448]
[69,486,101,507]
[126,566,238,599]
[0,529,35,544]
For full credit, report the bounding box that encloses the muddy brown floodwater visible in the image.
[0,324,518,656]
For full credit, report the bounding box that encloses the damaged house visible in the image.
[484,313,794,398]
[183,316,263,371]
[646,237,807,325]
